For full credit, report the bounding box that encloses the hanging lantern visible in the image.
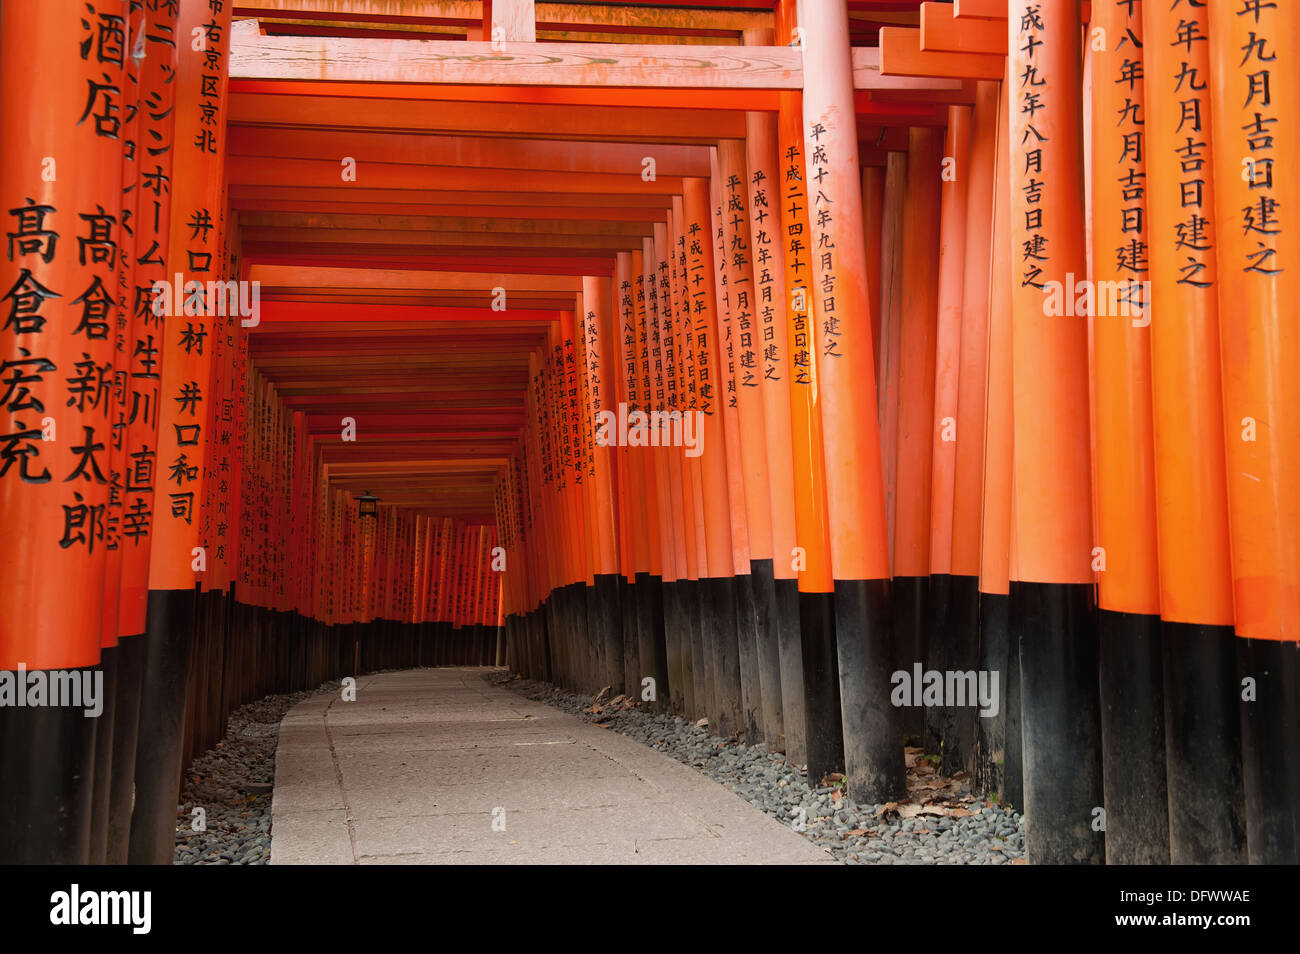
[358,490,380,520]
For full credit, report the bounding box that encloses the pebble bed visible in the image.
[495,673,1026,865]
[172,680,340,865]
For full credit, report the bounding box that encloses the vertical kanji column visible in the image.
[1142,0,1245,864]
[797,0,902,803]
[0,0,127,865]
[130,0,232,866]
[1206,0,1300,865]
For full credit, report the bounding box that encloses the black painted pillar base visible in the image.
[734,572,763,742]
[834,579,904,803]
[923,572,951,756]
[891,576,927,745]
[686,579,707,722]
[1163,621,1246,864]
[0,665,99,863]
[661,579,686,714]
[750,560,785,750]
[130,586,200,864]
[107,631,146,864]
[1003,593,1024,812]
[1014,580,1103,864]
[591,574,622,694]
[799,589,844,781]
[703,576,743,738]
[618,576,639,698]
[938,575,980,776]
[648,576,669,712]
[773,576,805,763]
[1098,608,1169,864]
[89,643,119,863]
[974,591,1009,800]
[1237,636,1297,864]
[635,572,660,704]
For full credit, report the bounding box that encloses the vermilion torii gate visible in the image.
[0,0,1296,867]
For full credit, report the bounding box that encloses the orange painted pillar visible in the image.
[1142,0,1245,864]
[977,66,1018,807]
[925,104,972,765]
[745,106,802,758]
[891,129,943,753]
[665,205,703,718]
[776,76,841,778]
[1007,0,1103,864]
[0,0,127,865]
[797,0,902,801]
[714,140,773,742]
[633,240,667,705]
[1206,0,1300,864]
[680,176,743,737]
[130,0,232,866]
[581,274,624,692]
[1086,0,1168,864]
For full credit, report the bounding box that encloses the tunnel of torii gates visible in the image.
[0,0,1297,868]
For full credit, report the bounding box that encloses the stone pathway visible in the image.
[270,667,832,864]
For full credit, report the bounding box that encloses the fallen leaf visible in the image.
[845,829,870,837]
[950,808,975,818]
[831,789,842,803]
[875,802,900,817]
[1011,858,1027,865]
[694,717,709,729]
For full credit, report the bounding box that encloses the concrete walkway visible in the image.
[270,668,831,864]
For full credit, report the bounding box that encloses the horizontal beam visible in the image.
[229,21,960,92]
[229,23,801,88]
[878,26,1005,79]
[252,301,565,323]
[250,265,584,291]
[920,2,1006,55]
[225,127,712,176]
[229,91,746,140]
[231,2,769,32]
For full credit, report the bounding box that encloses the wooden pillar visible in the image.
[1142,0,1245,864]
[925,103,971,765]
[1206,0,1300,864]
[131,0,233,865]
[0,0,127,865]
[745,104,801,758]
[893,128,943,750]
[681,176,743,738]
[797,0,903,802]
[1086,0,1168,864]
[1007,0,1103,865]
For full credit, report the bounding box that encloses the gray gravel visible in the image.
[172,679,341,865]
[493,673,1026,865]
